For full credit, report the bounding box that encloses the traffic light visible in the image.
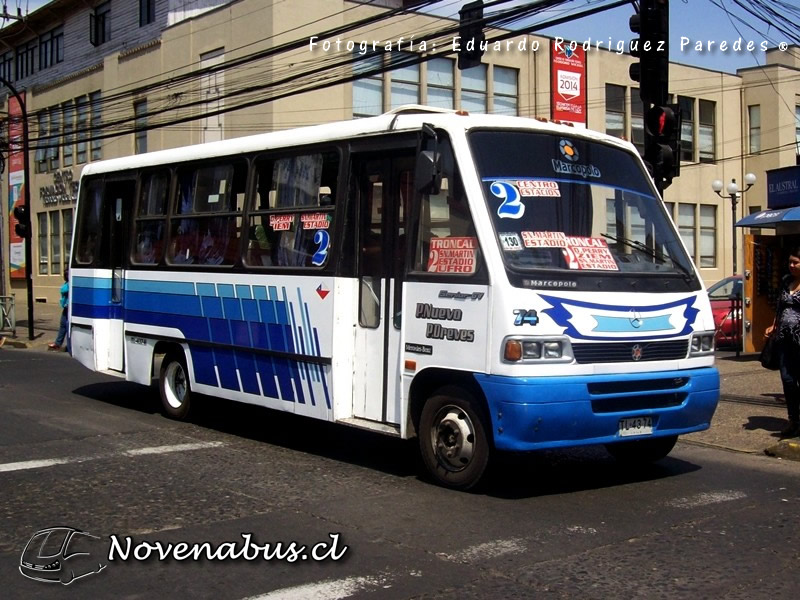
[644,103,681,187]
[457,0,484,70]
[13,204,29,238]
[629,0,669,106]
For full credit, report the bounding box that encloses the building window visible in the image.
[62,100,74,167]
[76,96,88,164]
[90,1,111,46]
[389,53,419,109]
[15,40,36,79]
[678,203,696,261]
[0,51,13,82]
[679,96,694,162]
[200,49,224,143]
[90,91,102,160]
[699,204,716,268]
[698,100,715,163]
[426,57,453,109]
[493,66,518,115]
[748,105,761,154]
[461,64,487,113]
[605,84,626,139]
[38,213,48,275]
[664,202,675,219]
[140,0,155,26]
[134,100,147,154]
[49,105,61,171]
[353,51,383,117]
[63,208,73,271]
[35,111,49,173]
[50,211,61,275]
[39,26,64,70]
[630,88,644,155]
[794,104,799,156]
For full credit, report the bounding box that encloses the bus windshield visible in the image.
[469,130,694,281]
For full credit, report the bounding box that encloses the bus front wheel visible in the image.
[605,435,677,464]
[419,387,491,490]
[159,351,192,420]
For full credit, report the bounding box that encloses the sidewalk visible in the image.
[0,300,63,352]
[1,307,799,460]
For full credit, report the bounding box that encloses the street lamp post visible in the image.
[712,173,756,276]
[1,77,34,340]
[712,173,756,357]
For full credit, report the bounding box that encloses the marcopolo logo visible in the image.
[20,526,349,586]
[19,527,107,585]
[552,138,601,179]
[559,139,579,162]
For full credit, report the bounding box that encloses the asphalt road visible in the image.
[1,351,799,599]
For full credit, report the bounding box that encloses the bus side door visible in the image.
[350,150,414,424]
[103,178,135,372]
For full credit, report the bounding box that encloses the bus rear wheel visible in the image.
[605,435,677,464]
[159,351,192,420]
[419,387,491,490]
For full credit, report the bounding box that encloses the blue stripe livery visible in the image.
[73,276,331,409]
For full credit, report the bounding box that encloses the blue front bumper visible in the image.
[474,367,719,452]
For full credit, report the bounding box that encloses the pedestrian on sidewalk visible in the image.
[48,269,69,351]
[765,247,800,438]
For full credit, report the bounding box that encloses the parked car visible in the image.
[707,275,743,349]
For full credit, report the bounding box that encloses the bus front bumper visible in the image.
[474,367,719,452]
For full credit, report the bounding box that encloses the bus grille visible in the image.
[572,340,689,364]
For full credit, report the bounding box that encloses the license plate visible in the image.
[618,416,653,437]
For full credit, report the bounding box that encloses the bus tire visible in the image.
[419,387,491,490]
[159,351,192,420]
[605,435,677,464]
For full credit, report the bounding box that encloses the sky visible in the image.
[7,0,797,74]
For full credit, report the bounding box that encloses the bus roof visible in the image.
[80,106,636,177]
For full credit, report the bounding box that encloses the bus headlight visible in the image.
[503,337,572,363]
[690,332,715,356]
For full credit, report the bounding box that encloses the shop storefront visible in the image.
[736,166,800,353]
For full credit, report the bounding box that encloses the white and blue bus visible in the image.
[70,106,719,489]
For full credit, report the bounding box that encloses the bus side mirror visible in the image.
[415,150,442,195]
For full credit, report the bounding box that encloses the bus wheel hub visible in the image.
[433,406,475,471]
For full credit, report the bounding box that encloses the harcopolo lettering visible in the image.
[550,159,601,178]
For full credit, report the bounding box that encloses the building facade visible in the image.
[1,0,798,308]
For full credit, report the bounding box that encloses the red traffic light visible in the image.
[645,105,676,137]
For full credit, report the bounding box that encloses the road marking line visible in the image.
[125,441,224,456]
[439,538,526,563]
[667,490,747,509]
[0,441,224,473]
[0,457,73,472]
[243,575,388,600]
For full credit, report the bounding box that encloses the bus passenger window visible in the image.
[132,171,169,265]
[75,179,104,265]
[245,151,339,269]
[167,161,245,267]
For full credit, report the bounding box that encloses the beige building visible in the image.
[1,0,798,312]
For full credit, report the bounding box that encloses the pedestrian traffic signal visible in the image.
[13,204,29,238]
[644,104,681,186]
[629,0,669,106]
[457,0,485,70]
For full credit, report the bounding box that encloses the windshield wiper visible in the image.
[601,233,694,281]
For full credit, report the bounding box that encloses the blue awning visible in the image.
[735,206,800,228]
